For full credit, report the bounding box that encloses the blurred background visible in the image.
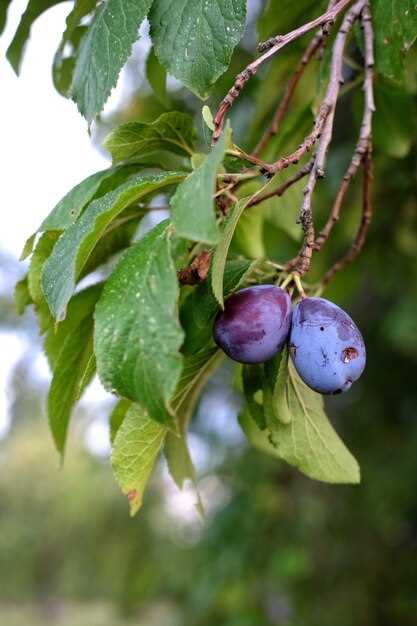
[1,1,417,625]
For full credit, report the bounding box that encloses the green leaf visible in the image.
[112,403,166,515]
[70,0,153,122]
[146,47,169,106]
[164,432,205,518]
[44,284,103,369]
[149,0,246,99]
[0,0,13,36]
[14,277,32,315]
[257,0,320,40]
[242,364,266,430]
[373,0,417,84]
[233,205,266,258]
[6,0,66,74]
[109,399,132,443]
[46,284,102,454]
[53,0,97,96]
[27,232,59,335]
[28,232,60,304]
[211,196,250,307]
[104,112,196,164]
[171,126,230,245]
[41,171,183,320]
[372,78,416,158]
[241,359,360,484]
[265,347,292,427]
[48,318,96,456]
[42,166,139,232]
[94,221,184,427]
[260,177,304,241]
[21,166,135,260]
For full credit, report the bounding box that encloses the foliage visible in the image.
[2,0,417,515]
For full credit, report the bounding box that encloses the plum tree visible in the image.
[5,0,415,499]
[289,297,366,394]
[213,285,292,364]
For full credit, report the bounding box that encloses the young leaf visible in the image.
[241,359,360,485]
[146,47,169,106]
[41,171,184,320]
[149,0,247,99]
[109,398,132,443]
[211,196,250,307]
[48,318,96,456]
[70,0,153,122]
[104,112,196,164]
[6,0,66,74]
[170,126,230,245]
[373,0,417,84]
[112,403,166,515]
[94,221,184,427]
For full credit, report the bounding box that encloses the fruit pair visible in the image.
[213,285,366,395]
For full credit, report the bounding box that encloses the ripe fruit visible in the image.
[289,297,366,394]
[213,285,292,364]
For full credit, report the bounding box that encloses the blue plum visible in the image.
[213,285,292,364]
[289,297,366,394]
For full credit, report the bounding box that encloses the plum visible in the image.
[213,285,292,364]
[289,297,366,394]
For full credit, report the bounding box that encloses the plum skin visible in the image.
[289,297,366,394]
[213,285,292,364]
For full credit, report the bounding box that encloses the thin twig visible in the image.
[314,3,375,251]
[247,158,314,207]
[322,145,373,284]
[212,0,354,143]
[253,0,338,157]
[322,0,375,284]
[285,0,365,276]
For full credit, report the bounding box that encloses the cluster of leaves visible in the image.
[4,0,417,513]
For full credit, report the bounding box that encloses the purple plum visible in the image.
[213,285,292,364]
[289,297,366,394]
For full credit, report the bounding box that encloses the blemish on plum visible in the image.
[289,343,297,356]
[341,347,358,363]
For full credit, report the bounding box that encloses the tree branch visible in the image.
[321,0,375,284]
[253,0,341,158]
[212,0,354,143]
[314,1,375,251]
[284,0,366,276]
[247,158,314,208]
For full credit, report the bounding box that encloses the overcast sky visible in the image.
[0,0,109,259]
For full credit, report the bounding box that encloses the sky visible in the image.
[0,1,109,257]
